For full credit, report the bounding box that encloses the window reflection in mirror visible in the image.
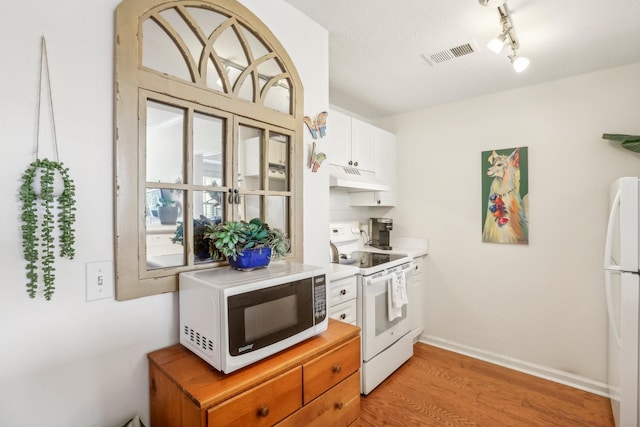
[146,101,184,183]
[146,188,185,270]
[238,125,263,191]
[268,133,289,191]
[267,195,288,233]
[193,112,225,187]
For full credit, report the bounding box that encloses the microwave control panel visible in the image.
[313,274,327,324]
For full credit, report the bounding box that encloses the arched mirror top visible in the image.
[114,0,304,300]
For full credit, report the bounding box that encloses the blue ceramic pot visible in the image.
[228,247,272,271]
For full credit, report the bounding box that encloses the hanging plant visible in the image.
[19,158,76,300]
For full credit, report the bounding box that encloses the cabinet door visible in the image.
[375,129,396,206]
[349,127,397,206]
[350,118,375,171]
[325,110,352,167]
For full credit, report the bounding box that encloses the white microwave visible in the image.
[179,261,328,373]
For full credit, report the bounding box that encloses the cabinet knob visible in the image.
[335,402,344,410]
[258,407,270,417]
[340,289,347,295]
[332,364,342,373]
[340,313,346,320]
[354,161,358,167]
[348,160,353,166]
[377,200,381,204]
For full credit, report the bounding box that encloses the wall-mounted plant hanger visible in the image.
[19,36,77,300]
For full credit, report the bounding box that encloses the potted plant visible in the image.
[171,215,219,261]
[157,197,178,225]
[205,218,291,270]
[602,133,640,153]
[19,158,77,300]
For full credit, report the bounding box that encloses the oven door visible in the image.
[361,264,413,362]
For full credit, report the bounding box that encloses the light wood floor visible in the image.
[359,343,614,426]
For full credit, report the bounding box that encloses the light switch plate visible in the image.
[86,261,114,301]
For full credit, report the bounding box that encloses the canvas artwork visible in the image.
[481,146,529,244]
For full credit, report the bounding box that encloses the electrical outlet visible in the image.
[86,261,114,301]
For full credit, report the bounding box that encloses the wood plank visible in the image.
[359,343,614,427]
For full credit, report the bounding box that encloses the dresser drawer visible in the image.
[329,276,357,306]
[276,372,360,427]
[303,337,360,404]
[207,367,302,426]
[329,299,357,324]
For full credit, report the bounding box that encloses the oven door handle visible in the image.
[366,273,394,286]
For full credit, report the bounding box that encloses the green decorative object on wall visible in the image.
[20,158,77,299]
[602,133,640,153]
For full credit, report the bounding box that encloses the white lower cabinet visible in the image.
[329,299,357,325]
[328,274,357,325]
[410,255,426,342]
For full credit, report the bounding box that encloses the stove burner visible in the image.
[350,251,408,268]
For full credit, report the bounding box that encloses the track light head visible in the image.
[509,53,530,72]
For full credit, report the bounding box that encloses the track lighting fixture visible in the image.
[480,0,530,72]
[486,24,511,54]
[509,51,530,72]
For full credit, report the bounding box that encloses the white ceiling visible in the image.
[282,0,640,118]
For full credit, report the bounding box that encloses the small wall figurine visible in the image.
[304,111,328,139]
[309,141,326,172]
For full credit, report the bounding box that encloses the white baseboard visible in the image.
[418,334,611,398]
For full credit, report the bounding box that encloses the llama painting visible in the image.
[481,146,529,244]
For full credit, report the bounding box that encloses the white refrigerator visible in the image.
[604,177,640,427]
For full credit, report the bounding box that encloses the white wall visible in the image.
[0,1,328,425]
[377,63,640,390]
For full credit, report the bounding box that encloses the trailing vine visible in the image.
[19,158,76,300]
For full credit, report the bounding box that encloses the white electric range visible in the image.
[329,222,414,394]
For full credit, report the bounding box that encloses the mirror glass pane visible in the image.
[158,8,203,67]
[142,19,191,81]
[185,7,228,39]
[267,196,287,232]
[192,191,223,264]
[237,194,262,222]
[145,188,185,270]
[268,133,289,191]
[264,78,291,114]
[193,112,225,187]
[238,125,262,191]
[146,100,184,183]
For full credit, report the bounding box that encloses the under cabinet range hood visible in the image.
[329,164,389,192]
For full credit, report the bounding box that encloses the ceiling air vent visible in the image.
[422,41,479,66]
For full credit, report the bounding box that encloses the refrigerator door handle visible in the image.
[604,269,622,348]
[604,189,621,270]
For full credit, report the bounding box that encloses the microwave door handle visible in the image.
[604,189,621,270]
[366,273,394,286]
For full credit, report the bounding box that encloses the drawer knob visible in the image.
[335,402,344,410]
[340,289,347,295]
[258,407,270,417]
[340,313,346,320]
[332,364,342,373]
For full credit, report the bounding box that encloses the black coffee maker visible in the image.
[369,218,393,250]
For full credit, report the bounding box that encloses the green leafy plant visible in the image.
[19,158,77,300]
[602,133,640,153]
[205,218,290,261]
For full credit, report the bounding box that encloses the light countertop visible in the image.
[327,236,428,281]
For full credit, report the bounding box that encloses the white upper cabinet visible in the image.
[349,127,397,206]
[325,110,375,172]
[350,118,376,172]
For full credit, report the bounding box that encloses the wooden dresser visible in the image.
[148,320,361,426]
